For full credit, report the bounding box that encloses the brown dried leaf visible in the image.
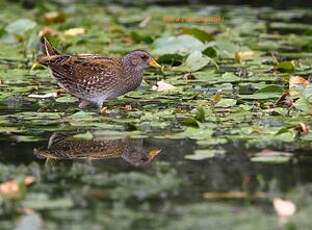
[203,191,267,199]
[122,36,135,45]
[38,26,58,38]
[124,104,132,110]
[0,176,35,198]
[183,72,196,80]
[139,16,151,28]
[44,11,66,24]
[289,76,309,97]
[294,122,310,136]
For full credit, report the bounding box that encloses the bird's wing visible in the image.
[38,54,124,94]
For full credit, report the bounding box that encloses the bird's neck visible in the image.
[121,58,144,91]
[122,58,144,80]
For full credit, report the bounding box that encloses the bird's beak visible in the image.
[148,58,161,68]
[147,148,161,161]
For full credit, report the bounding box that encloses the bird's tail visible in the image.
[40,37,60,56]
[37,37,60,66]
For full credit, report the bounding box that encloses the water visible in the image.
[1,130,311,195]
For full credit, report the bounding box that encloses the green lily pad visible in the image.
[152,35,205,55]
[180,27,213,42]
[215,99,237,108]
[185,149,225,160]
[275,61,296,73]
[185,51,211,71]
[5,18,36,35]
[251,150,293,163]
[55,96,79,103]
[239,85,284,99]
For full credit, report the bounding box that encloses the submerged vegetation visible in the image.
[0,0,312,229]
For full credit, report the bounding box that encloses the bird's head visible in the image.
[123,50,161,71]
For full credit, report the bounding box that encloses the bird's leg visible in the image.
[79,100,90,109]
[97,101,107,114]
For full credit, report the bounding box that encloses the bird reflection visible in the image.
[35,132,160,167]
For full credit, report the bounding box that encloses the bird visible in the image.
[34,132,161,167]
[37,37,161,110]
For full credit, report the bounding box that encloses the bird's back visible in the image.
[37,38,127,103]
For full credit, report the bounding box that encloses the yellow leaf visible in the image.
[64,27,86,36]
[44,11,66,24]
[0,176,35,198]
[235,50,256,62]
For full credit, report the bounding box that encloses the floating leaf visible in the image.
[64,27,86,36]
[182,117,200,128]
[251,149,293,163]
[276,61,296,73]
[235,50,256,62]
[157,53,184,65]
[185,51,211,71]
[215,98,237,108]
[130,31,153,43]
[240,85,284,99]
[203,46,217,58]
[203,192,267,199]
[289,75,309,97]
[153,35,205,55]
[55,95,79,103]
[23,194,73,210]
[207,40,240,58]
[180,27,213,42]
[14,213,43,230]
[151,80,176,92]
[194,107,205,122]
[44,11,66,24]
[293,97,312,113]
[0,176,35,198]
[185,149,225,160]
[28,92,58,99]
[5,19,36,35]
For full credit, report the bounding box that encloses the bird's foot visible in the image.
[79,100,90,109]
[99,106,108,114]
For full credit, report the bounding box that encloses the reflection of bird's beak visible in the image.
[148,58,161,68]
[148,148,161,160]
[30,62,40,71]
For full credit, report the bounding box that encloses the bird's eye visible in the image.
[140,54,149,61]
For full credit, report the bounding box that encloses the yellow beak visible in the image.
[148,58,161,68]
[148,148,161,160]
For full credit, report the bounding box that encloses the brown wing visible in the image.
[38,54,124,97]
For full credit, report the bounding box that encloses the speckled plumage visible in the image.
[37,37,160,109]
[35,133,160,166]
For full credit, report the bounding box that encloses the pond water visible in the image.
[1,130,312,229]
